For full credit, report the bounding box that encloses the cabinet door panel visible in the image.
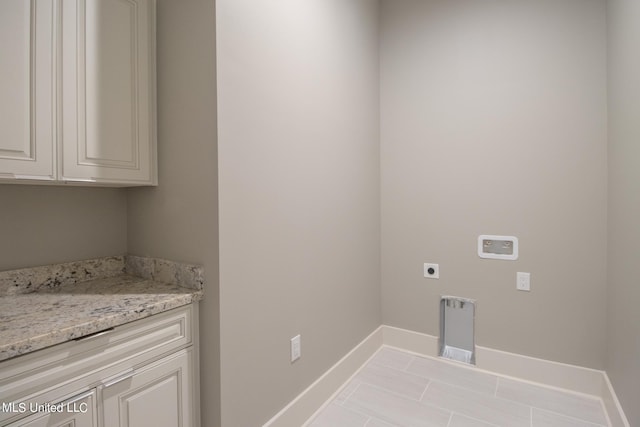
[0,0,55,179]
[101,349,193,427]
[61,0,155,185]
[8,390,97,427]
[85,0,136,164]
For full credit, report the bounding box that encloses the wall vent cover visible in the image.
[478,235,519,260]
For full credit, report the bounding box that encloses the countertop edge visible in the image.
[0,289,204,363]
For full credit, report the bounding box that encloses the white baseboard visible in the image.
[264,324,629,427]
[262,326,383,427]
[602,372,631,427]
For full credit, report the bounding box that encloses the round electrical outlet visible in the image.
[423,263,440,279]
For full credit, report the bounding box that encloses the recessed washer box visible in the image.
[478,235,518,260]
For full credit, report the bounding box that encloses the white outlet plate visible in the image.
[424,263,439,279]
[517,272,531,291]
[290,335,301,362]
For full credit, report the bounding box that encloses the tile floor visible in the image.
[307,347,610,427]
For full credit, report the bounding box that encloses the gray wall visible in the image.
[4,2,636,424]
[216,0,381,425]
[606,0,640,424]
[126,0,220,425]
[380,0,608,369]
[0,185,127,270]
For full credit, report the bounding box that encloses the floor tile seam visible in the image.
[365,415,399,427]
[348,381,454,419]
[404,367,497,396]
[348,381,529,427]
[364,359,405,372]
[423,397,533,425]
[402,381,533,425]
[422,396,532,427]
[377,345,414,368]
[399,353,414,371]
[397,348,502,378]
[354,379,434,403]
[404,360,499,387]
[368,359,411,373]
[368,359,435,383]
[494,391,608,425]
[342,382,364,405]
[429,376,601,417]
[421,377,509,401]
[451,412,501,427]
[334,399,381,425]
[423,378,536,418]
[445,412,453,427]
[531,406,608,427]
[342,397,445,427]
[418,380,431,402]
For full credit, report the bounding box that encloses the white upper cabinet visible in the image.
[0,0,157,186]
[60,0,156,185]
[0,0,56,180]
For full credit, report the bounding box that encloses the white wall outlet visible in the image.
[424,263,439,279]
[517,272,531,291]
[290,334,301,362]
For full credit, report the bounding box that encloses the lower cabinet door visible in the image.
[101,349,193,427]
[8,390,98,427]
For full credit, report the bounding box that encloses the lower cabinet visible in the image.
[101,349,193,427]
[7,350,192,427]
[0,305,199,427]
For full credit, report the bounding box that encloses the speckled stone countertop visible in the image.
[0,256,204,362]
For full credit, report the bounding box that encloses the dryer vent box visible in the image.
[439,296,476,365]
[478,235,518,260]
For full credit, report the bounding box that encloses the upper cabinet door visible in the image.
[0,0,56,180]
[60,0,156,185]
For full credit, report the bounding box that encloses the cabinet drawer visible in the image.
[0,304,194,425]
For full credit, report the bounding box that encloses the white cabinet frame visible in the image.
[0,0,157,186]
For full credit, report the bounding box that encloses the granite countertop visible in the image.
[0,256,204,362]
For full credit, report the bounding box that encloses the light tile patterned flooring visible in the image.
[307,347,610,427]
